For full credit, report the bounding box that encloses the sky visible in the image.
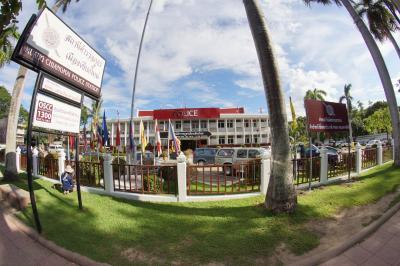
[1,0,399,120]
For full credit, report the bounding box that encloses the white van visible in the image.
[48,144,63,154]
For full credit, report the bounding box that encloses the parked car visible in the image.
[365,139,381,149]
[193,148,218,165]
[297,144,319,158]
[48,144,63,154]
[215,147,270,175]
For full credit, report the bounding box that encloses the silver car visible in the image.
[215,147,270,175]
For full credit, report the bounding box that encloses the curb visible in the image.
[1,204,110,266]
[291,201,400,266]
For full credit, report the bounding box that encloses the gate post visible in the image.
[177,152,187,202]
[355,143,362,175]
[260,155,270,195]
[103,153,114,193]
[32,147,38,176]
[319,146,328,184]
[377,141,383,166]
[58,149,66,180]
[16,146,21,173]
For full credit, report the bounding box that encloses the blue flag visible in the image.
[102,111,109,146]
[129,120,136,152]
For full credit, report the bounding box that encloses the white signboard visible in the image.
[16,8,105,98]
[41,76,81,104]
[33,93,81,133]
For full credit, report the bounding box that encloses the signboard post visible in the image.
[304,100,350,189]
[12,8,105,233]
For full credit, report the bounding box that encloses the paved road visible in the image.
[0,204,74,266]
[322,210,400,266]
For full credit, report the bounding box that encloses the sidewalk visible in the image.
[322,210,400,265]
[0,203,74,266]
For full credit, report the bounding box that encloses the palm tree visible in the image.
[0,24,19,67]
[243,0,297,213]
[4,0,80,181]
[356,0,400,58]
[304,88,327,101]
[303,0,400,167]
[339,84,354,141]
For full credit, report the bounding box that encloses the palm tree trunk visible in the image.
[4,66,28,180]
[4,0,65,180]
[347,99,353,142]
[386,30,400,59]
[341,0,400,166]
[243,0,297,213]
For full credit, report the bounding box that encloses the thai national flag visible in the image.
[129,120,136,152]
[155,120,162,156]
[102,111,109,146]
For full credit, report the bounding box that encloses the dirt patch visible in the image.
[121,247,165,264]
[276,189,400,265]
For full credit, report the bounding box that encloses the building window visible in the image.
[201,120,207,129]
[159,121,165,131]
[254,136,258,143]
[244,120,250,128]
[245,136,251,144]
[236,135,242,139]
[218,120,225,128]
[227,135,234,144]
[261,119,266,123]
[227,120,233,128]
[175,121,181,130]
[192,121,199,130]
[253,120,257,127]
[219,136,225,144]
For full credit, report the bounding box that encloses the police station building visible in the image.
[107,107,271,150]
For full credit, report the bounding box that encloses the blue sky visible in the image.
[1,0,399,119]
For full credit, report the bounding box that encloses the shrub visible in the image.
[143,174,162,192]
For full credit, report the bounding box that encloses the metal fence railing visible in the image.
[20,154,27,170]
[65,160,104,189]
[37,157,59,180]
[112,164,177,195]
[187,161,261,195]
[382,146,393,163]
[292,157,321,185]
[362,148,377,169]
[328,152,355,179]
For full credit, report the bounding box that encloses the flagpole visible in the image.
[130,0,153,164]
[117,111,120,164]
[167,119,170,160]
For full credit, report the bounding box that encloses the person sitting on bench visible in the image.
[61,165,74,194]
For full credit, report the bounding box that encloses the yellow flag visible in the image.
[289,97,297,130]
[140,120,147,154]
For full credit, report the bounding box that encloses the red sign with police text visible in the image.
[153,108,220,120]
[304,100,349,132]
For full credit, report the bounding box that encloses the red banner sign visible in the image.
[153,108,220,120]
[304,100,349,132]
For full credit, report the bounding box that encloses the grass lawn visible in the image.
[1,163,400,265]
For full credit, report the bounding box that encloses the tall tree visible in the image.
[4,0,80,181]
[364,107,392,138]
[0,0,22,35]
[243,0,297,213]
[339,84,354,141]
[303,0,400,167]
[304,88,327,101]
[356,0,400,58]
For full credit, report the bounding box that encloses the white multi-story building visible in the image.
[107,107,270,150]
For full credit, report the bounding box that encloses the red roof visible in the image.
[138,107,244,118]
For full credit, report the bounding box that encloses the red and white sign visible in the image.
[33,93,81,133]
[14,8,105,98]
[153,108,220,120]
[304,100,349,132]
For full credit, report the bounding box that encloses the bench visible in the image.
[0,184,30,210]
